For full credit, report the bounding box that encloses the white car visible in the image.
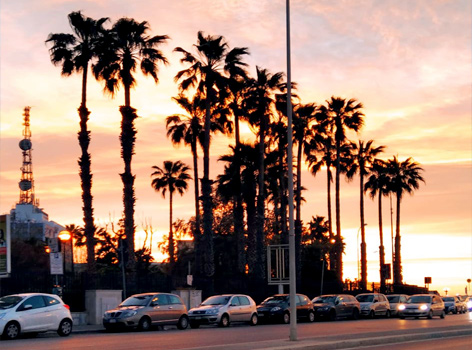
[0,293,73,340]
[356,293,391,318]
[188,294,258,328]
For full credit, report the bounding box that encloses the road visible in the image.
[1,312,472,350]
[346,335,472,350]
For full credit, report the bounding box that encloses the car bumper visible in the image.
[103,316,140,328]
[188,315,220,325]
[257,310,284,322]
[399,310,429,317]
[313,309,331,317]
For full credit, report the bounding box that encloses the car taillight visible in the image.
[63,304,70,310]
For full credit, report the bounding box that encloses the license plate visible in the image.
[194,317,201,320]
[110,319,117,323]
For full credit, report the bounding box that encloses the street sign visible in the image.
[425,277,432,284]
[50,252,63,275]
[267,244,290,285]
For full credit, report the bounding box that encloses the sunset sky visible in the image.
[1,0,471,296]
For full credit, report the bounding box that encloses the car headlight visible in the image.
[467,301,472,308]
[420,304,428,311]
[398,305,405,311]
[320,307,329,311]
[362,306,370,310]
[207,308,219,315]
[122,310,138,317]
[270,306,282,312]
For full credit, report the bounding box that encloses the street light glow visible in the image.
[58,230,71,241]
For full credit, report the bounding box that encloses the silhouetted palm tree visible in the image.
[364,159,390,292]
[174,32,247,279]
[93,18,169,268]
[387,156,425,285]
[348,140,385,290]
[319,97,364,280]
[151,161,191,265]
[46,11,108,273]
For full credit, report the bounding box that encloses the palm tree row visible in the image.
[47,11,424,291]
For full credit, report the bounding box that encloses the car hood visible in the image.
[257,303,285,310]
[190,305,224,312]
[106,305,144,313]
[313,303,332,308]
[359,302,373,307]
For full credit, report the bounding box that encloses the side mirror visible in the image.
[335,300,339,305]
[23,304,33,311]
[151,302,159,307]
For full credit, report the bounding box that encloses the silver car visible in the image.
[398,294,445,319]
[103,293,189,331]
[356,293,391,318]
[386,294,409,317]
[188,294,258,328]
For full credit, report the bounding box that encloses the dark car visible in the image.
[312,294,360,321]
[257,294,315,324]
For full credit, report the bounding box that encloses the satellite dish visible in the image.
[19,180,32,191]
[19,139,32,150]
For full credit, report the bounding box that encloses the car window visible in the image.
[296,295,303,306]
[44,295,61,306]
[238,296,250,306]
[18,295,46,311]
[408,296,431,304]
[0,296,24,309]
[202,295,231,306]
[400,296,407,303]
[168,295,182,305]
[231,297,241,306]
[356,295,374,303]
[122,295,153,306]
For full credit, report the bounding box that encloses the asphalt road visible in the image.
[1,312,472,350]
[345,335,472,350]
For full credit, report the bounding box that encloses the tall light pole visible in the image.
[286,0,297,341]
[58,230,74,276]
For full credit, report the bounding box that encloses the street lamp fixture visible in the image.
[58,230,74,275]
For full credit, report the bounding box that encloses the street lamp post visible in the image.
[467,279,471,295]
[58,230,74,276]
[357,224,367,289]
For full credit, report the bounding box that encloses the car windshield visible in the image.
[0,295,24,309]
[442,297,454,302]
[408,296,431,304]
[120,295,152,306]
[202,296,231,306]
[356,295,374,303]
[313,296,337,304]
[387,296,399,303]
[262,296,288,305]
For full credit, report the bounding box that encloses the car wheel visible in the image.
[427,310,433,319]
[399,315,406,319]
[177,315,189,330]
[219,314,230,327]
[369,310,375,319]
[189,321,200,329]
[453,308,457,314]
[307,311,315,322]
[283,312,290,324]
[329,309,337,321]
[2,322,20,340]
[351,308,359,320]
[385,310,391,319]
[57,319,73,337]
[138,317,151,331]
[440,310,446,319]
[249,313,258,326]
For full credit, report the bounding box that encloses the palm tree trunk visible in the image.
[327,163,333,270]
[378,194,386,293]
[295,137,303,283]
[245,183,257,274]
[360,169,367,290]
[255,118,266,280]
[234,114,245,274]
[169,190,174,265]
[335,138,342,281]
[191,143,202,279]
[394,192,402,285]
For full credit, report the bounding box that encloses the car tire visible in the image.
[427,310,433,319]
[219,314,230,327]
[329,310,337,321]
[249,313,258,326]
[351,308,359,320]
[177,315,189,330]
[138,317,151,331]
[385,310,391,319]
[189,321,200,329]
[453,308,457,314]
[57,318,73,337]
[307,311,315,322]
[2,321,20,340]
[440,310,446,319]
[283,312,290,324]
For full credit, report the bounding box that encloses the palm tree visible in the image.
[174,31,248,279]
[151,161,191,265]
[244,67,284,279]
[93,18,169,268]
[364,159,390,292]
[387,156,425,285]
[46,11,108,273]
[348,140,385,290]
[320,97,364,280]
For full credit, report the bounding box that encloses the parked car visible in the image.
[398,294,445,319]
[441,296,462,314]
[257,294,314,324]
[0,293,73,340]
[465,297,472,312]
[312,294,360,321]
[188,294,258,328]
[356,293,390,318]
[102,292,189,331]
[457,296,468,313]
[386,294,409,317]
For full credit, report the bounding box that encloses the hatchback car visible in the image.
[386,294,409,317]
[442,296,462,314]
[102,292,189,331]
[398,294,445,319]
[188,294,258,328]
[0,293,73,340]
[356,293,390,318]
[312,294,360,321]
[257,294,314,324]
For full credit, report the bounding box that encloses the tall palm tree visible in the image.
[244,67,284,279]
[364,159,390,292]
[151,161,191,265]
[348,140,385,290]
[46,11,108,273]
[320,97,364,280]
[174,31,248,279]
[93,18,169,268]
[387,156,425,285]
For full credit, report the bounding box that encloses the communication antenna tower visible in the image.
[18,106,38,206]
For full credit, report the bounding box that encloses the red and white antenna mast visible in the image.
[18,106,38,206]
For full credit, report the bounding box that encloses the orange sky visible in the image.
[0,0,471,296]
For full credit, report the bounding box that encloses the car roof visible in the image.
[3,293,58,298]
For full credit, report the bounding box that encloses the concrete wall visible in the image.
[172,289,202,310]
[85,290,122,325]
